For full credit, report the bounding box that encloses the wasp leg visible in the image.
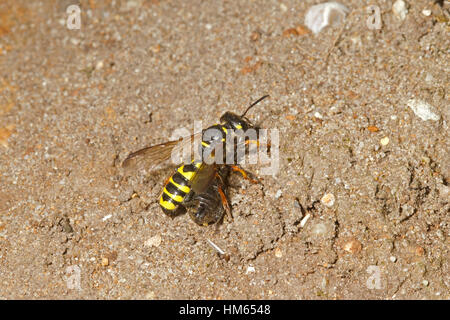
[217,184,232,221]
[245,137,271,152]
[214,169,232,221]
[245,139,260,147]
[230,165,260,184]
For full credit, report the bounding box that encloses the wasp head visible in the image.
[220,112,253,132]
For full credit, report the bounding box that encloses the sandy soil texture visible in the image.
[0,0,448,299]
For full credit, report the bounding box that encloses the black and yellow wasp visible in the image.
[122,95,269,226]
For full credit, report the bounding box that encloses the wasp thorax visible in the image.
[220,112,252,131]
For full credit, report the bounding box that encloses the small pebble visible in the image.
[145,234,162,248]
[392,0,408,21]
[407,99,440,121]
[299,213,311,228]
[314,111,323,119]
[275,189,282,199]
[95,61,104,70]
[343,239,362,254]
[274,247,283,258]
[304,2,349,34]
[101,257,109,266]
[425,73,434,83]
[422,280,429,287]
[246,265,256,274]
[321,193,335,207]
[422,9,431,16]
[380,137,390,146]
[390,256,397,262]
[415,246,425,256]
[312,223,327,236]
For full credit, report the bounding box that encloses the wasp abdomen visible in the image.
[159,161,202,217]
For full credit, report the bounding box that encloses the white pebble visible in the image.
[246,265,256,274]
[299,213,311,228]
[407,99,440,121]
[312,223,327,236]
[275,189,282,199]
[145,235,162,248]
[95,61,104,70]
[422,280,429,286]
[314,111,323,119]
[380,137,390,146]
[321,193,335,207]
[390,256,397,262]
[422,9,431,17]
[304,2,349,34]
[393,0,408,21]
[102,214,112,221]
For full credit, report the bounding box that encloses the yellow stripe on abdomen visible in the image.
[169,177,190,194]
[160,197,176,210]
[163,188,184,203]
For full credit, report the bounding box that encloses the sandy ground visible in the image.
[0,0,448,299]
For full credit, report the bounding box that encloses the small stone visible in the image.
[343,239,362,254]
[393,0,408,21]
[305,2,349,34]
[406,99,440,121]
[314,111,323,119]
[422,9,431,16]
[435,230,445,241]
[246,265,256,274]
[150,44,161,53]
[250,31,260,42]
[274,247,283,258]
[299,213,311,228]
[425,73,434,83]
[415,246,425,256]
[275,189,282,199]
[422,280,429,286]
[438,184,450,200]
[280,3,288,12]
[321,193,335,207]
[101,257,109,266]
[380,137,390,146]
[312,223,328,236]
[390,256,397,262]
[205,23,212,30]
[95,61,104,70]
[145,235,162,248]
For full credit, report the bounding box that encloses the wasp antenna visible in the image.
[241,94,270,117]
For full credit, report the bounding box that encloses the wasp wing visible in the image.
[122,132,202,172]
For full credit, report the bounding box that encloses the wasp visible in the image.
[122,95,269,226]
